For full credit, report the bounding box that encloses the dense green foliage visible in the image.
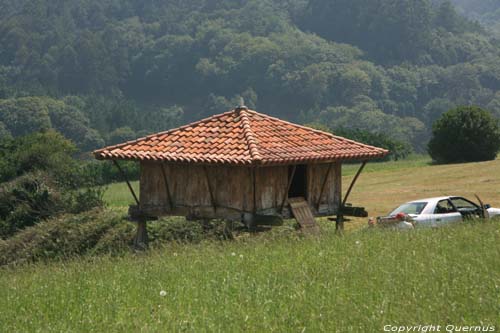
[448,0,500,34]
[428,106,500,163]
[0,209,242,266]
[333,128,413,161]
[0,171,105,239]
[306,123,413,161]
[302,0,482,64]
[1,220,499,331]
[0,131,77,183]
[0,132,105,238]
[0,0,498,151]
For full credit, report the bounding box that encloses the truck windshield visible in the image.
[389,202,428,215]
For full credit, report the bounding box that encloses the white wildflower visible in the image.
[160,290,167,297]
[231,252,236,256]
[239,254,244,259]
[355,240,361,245]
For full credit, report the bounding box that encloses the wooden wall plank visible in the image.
[139,162,340,219]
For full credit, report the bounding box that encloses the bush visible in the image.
[0,172,104,239]
[0,211,240,266]
[0,209,127,266]
[0,131,77,183]
[148,218,236,245]
[0,173,63,238]
[428,106,500,163]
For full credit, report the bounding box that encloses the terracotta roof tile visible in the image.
[94,109,389,165]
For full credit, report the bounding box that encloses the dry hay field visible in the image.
[344,156,500,229]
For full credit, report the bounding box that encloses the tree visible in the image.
[0,97,51,137]
[0,96,104,151]
[0,130,77,183]
[428,106,500,163]
[107,127,136,145]
[330,127,413,161]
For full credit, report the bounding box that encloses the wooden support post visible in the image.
[316,163,334,210]
[203,166,217,212]
[113,160,147,249]
[160,163,174,211]
[133,219,148,250]
[280,165,297,213]
[336,160,368,234]
[335,214,344,233]
[112,160,139,206]
[342,160,367,208]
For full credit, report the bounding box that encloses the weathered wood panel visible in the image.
[139,161,340,219]
[334,162,342,210]
[139,162,168,209]
[288,197,320,233]
[255,166,288,211]
[140,162,288,219]
[307,162,340,214]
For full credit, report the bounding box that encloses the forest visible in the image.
[0,0,499,154]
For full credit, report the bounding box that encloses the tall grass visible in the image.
[1,221,499,332]
[103,181,139,208]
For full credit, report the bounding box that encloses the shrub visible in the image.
[0,172,104,239]
[0,211,240,266]
[66,187,106,214]
[428,106,500,163]
[0,173,64,238]
[148,218,236,245]
[0,209,126,266]
[0,131,77,183]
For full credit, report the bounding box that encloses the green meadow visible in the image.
[1,156,500,331]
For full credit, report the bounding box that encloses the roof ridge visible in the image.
[240,109,262,163]
[245,109,387,153]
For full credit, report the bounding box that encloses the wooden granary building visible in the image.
[94,106,387,243]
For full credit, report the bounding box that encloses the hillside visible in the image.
[0,0,499,153]
[449,0,500,34]
[1,157,500,331]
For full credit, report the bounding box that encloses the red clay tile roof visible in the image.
[94,108,389,165]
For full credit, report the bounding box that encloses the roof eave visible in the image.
[94,150,389,166]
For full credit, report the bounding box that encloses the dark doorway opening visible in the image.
[288,165,307,199]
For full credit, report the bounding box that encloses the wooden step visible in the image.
[288,197,320,234]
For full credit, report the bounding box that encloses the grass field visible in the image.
[2,156,500,331]
[103,181,139,208]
